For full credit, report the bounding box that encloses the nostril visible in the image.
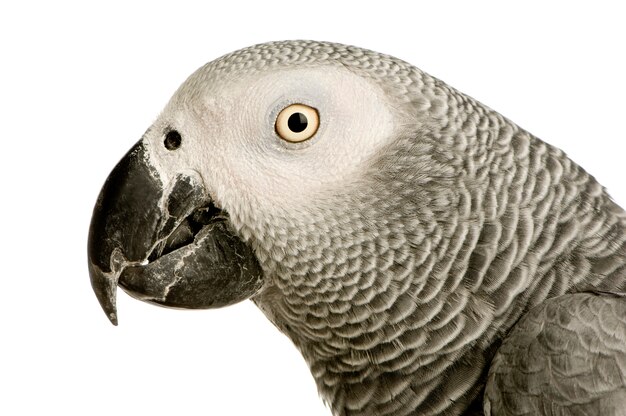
[164,130,182,150]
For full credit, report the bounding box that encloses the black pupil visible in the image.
[287,112,308,133]
[164,130,182,150]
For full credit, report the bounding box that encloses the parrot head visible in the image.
[89,40,626,415]
[88,41,418,326]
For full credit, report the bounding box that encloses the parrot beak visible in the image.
[88,141,264,325]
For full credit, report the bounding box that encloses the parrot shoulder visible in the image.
[484,291,626,415]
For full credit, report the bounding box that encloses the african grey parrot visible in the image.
[88,40,626,415]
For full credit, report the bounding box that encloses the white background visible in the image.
[1,1,625,415]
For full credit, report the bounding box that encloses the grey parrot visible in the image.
[88,40,626,415]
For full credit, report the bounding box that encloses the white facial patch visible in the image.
[143,64,403,221]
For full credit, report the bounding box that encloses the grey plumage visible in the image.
[485,292,626,415]
[89,41,626,415]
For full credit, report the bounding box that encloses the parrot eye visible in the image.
[164,130,182,150]
[275,104,319,143]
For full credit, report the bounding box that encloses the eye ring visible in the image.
[164,130,182,150]
[275,104,319,143]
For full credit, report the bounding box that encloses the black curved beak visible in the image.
[88,141,263,325]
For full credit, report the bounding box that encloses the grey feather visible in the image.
[221,41,626,415]
[485,292,626,415]
[99,41,626,415]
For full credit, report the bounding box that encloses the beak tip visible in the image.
[88,261,120,327]
[96,292,119,326]
[108,312,119,326]
[95,287,120,326]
